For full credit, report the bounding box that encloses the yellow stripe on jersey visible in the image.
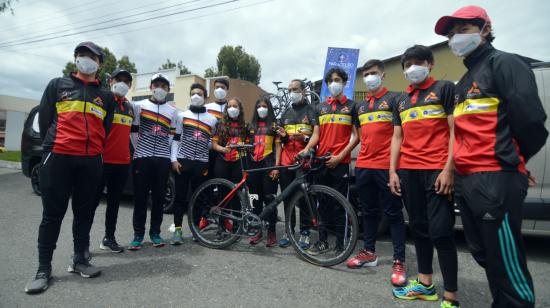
[113,113,133,126]
[453,97,499,118]
[56,100,106,120]
[400,105,446,124]
[359,111,393,125]
[319,114,353,125]
[284,124,313,136]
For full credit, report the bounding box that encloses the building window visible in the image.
[353,91,367,102]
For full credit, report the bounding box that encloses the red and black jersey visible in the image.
[315,96,356,164]
[453,43,547,175]
[212,120,248,162]
[38,73,115,156]
[103,96,134,164]
[249,121,280,162]
[355,88,400,169]
[278,103,319,166]
[393,77,454,170]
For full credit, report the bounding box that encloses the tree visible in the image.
[0,0,18,15]
[158,59,191,75]
[214,45,261,85]
[204,66,218,78]
[62,47,138,87]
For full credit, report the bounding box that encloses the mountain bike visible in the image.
[187,144,358,266]
[269,78,321,118]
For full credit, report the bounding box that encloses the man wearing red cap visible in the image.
[435,5,547,308]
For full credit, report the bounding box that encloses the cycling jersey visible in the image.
[453,43,547,174]
[249,121,280,162]
[393,77,454,170]
[39,73,115,156]
[205,101,226,121]
[315,96,356,163]
[212,121,248,162]
[131,98,178,159]
[103,95,133,164]
[279,103,318,166]
[355,88,400,169]
[171,109,217,163]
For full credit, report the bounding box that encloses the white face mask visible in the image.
[190,94,204,107]
[214,88,227,100]
[289,91,303,104]
[227,106,240,119]
[449,32,482,57]
[75,56,99,75]
[363,74,382,92]
[111,82,129,97]
[152,87,168,101]
[257,107,268,118]
[328,82,344,96]
[404,65,430,84]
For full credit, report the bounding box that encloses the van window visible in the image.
[32,112,40,133]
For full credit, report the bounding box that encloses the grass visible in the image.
[0,150,22,162]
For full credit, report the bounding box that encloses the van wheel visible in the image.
[31,164,41,196]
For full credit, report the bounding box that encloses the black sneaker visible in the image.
[308,241,329,256]
[68,260,101,278]
[100,237,124,253]
[25,267,52,294]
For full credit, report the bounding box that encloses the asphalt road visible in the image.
[1,169,549,307]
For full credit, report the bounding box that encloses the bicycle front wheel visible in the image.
[285,184,358,266]
[187,178,245,249]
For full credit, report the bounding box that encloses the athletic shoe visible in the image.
[249,230,262,245]
[68,260,101,278]
[440,300,461,308]
[392,279,439,301]
[308,241,329,256]
[278,235,290,248]
[24,266,51,294]
[128,235,144,251]
[170,228,183,245]
[266,231,277,247]
[346,249,378,268]
[391,260,407,287]
[199,217,210,230]
[298,230,310,249]
[150,234,165,247]
[100,237,124,253]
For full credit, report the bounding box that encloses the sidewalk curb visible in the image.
[0,160,22,170]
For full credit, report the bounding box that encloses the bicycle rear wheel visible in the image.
[285,184,358,266]
[187,178,245,249]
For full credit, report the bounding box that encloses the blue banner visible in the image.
[320,47,360,102]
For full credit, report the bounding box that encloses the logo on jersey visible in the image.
[93,96,104,107]
[320,107,328,115]
[302,115,309,124]
[398,101,406,112]
[410,110,418,119]
[424,92,439,103]
[378,101,389,110]
[359,106,366,114]
[340,106,350,114]
[466,82,482,99]
[152,125,162,134]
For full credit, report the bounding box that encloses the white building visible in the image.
[0,95,39,151]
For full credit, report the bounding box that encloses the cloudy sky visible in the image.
[0,0,549,100]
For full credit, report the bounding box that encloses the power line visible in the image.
[1,0,115,32]
[0,0,273,55]
[1,0,207,45]
[0,0,238,49]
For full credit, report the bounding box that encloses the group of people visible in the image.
[24,5,546,308]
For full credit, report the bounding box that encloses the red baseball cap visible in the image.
[434,5,491,35]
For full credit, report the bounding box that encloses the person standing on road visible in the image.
[345,59,407,287]
[89,69,134,254]
[388,45,459,308]
[25,41,115,294]
[170,83,217,245]
[128,73,178,250]
[205,78,230,178]
[276,79,319,249]
[435,6,547,307]
[247,96,281,247]
[302,67,359,255]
